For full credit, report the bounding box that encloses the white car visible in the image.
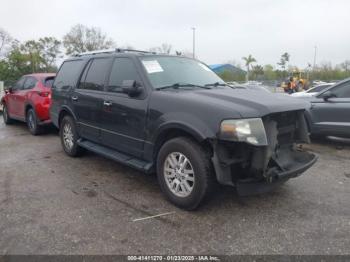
[291,83,334,98]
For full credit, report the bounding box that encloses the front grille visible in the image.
[264,111,299,145]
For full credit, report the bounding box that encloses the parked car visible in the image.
[50,49,316,210]
[1,73,56,135]
[291,83,334,98]
[299,78,350,138]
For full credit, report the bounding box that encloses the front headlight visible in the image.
[219,118,268,146]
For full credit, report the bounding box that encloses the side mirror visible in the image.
[122,80,142,97]
[4,87,13,94]
[321,91,336,101]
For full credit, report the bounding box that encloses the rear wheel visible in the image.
[26,108,42,135]
[2,104,13,125]
[60,115,83,157]
[157,137,215,210]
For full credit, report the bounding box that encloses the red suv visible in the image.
[1,73,56,135]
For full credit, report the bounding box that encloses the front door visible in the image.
[72,57,112,143]
[100,57,148,158]
[7,77,26,118]
[310,80,350,136]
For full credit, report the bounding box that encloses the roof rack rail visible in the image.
[116,48,156,54]
[72,48,156,57]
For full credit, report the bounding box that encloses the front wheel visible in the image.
[2,104,13,125]
[59,115,83,157]
[157,137,215,210]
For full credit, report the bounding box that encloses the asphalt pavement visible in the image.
[0,117,349,255]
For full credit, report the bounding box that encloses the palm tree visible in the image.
[242,54,257,81]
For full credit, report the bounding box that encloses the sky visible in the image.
[0,0,349,68]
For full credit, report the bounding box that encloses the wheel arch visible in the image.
[151,124,214,164]
[58,106,77,128]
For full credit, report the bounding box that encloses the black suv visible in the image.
[50,49,317,210]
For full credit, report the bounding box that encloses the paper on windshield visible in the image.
[142,60,164,74]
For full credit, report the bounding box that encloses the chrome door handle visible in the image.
[71,96,78,101]
[103,101,112,106]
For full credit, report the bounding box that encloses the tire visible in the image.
[59,115,83,157]
[157,137,215,210]
[26,108,42,135]
[2,104,13,125]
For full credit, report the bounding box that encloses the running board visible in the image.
[77,139,153,173]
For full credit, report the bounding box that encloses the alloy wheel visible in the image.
[62,122,74,150]
[28,111,35,131]
[163,152,195,198]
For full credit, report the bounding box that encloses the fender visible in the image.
[57,105,78,127]
[152,121,209,144]
[24,101,35,115]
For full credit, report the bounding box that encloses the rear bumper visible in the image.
[236,152,317,196]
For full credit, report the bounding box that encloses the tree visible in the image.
[340,60,350,73]
[263,64,276,80]
[149,43,172,54]
[277,52,290,71]
[0,28,13,58]
[251,64,264,80]
[63,24,115,55]
[242,54,256,81]
[37,37,62,71]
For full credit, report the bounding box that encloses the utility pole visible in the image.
[313,45,317,70]
[191,27,196,59]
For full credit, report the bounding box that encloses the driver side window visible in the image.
[331,81,350,98]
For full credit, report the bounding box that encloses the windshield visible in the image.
[307,84,332,93]
[140,56,225,89]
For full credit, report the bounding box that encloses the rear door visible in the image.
[100,57,148,158]
[310,80,350,136]
[17,76,38,118]
[72,57,112,143]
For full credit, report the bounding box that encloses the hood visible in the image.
[177,88,310,118]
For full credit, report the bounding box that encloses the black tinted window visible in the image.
[80,58,110,91]
[44,77,55,88]
[14,77,26,90]
[331,81,350,98]
[53,60,84,90]
[23,77,37,90]
[107,58,140,93]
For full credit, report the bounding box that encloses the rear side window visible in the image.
[44,77,55,88]
[23,77,37,90]
[79,58,111,91]
[107,58,140,93]
[53,60,84,91]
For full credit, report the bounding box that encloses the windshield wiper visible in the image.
[155,83,211,90]
[204,82,229,87]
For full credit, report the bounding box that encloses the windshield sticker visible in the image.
[142,60,164,74]
[198,63,211,71]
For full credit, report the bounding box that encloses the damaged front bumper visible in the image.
[235,149,317,196]
[212,144,317,196]
[211,110,318,196]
